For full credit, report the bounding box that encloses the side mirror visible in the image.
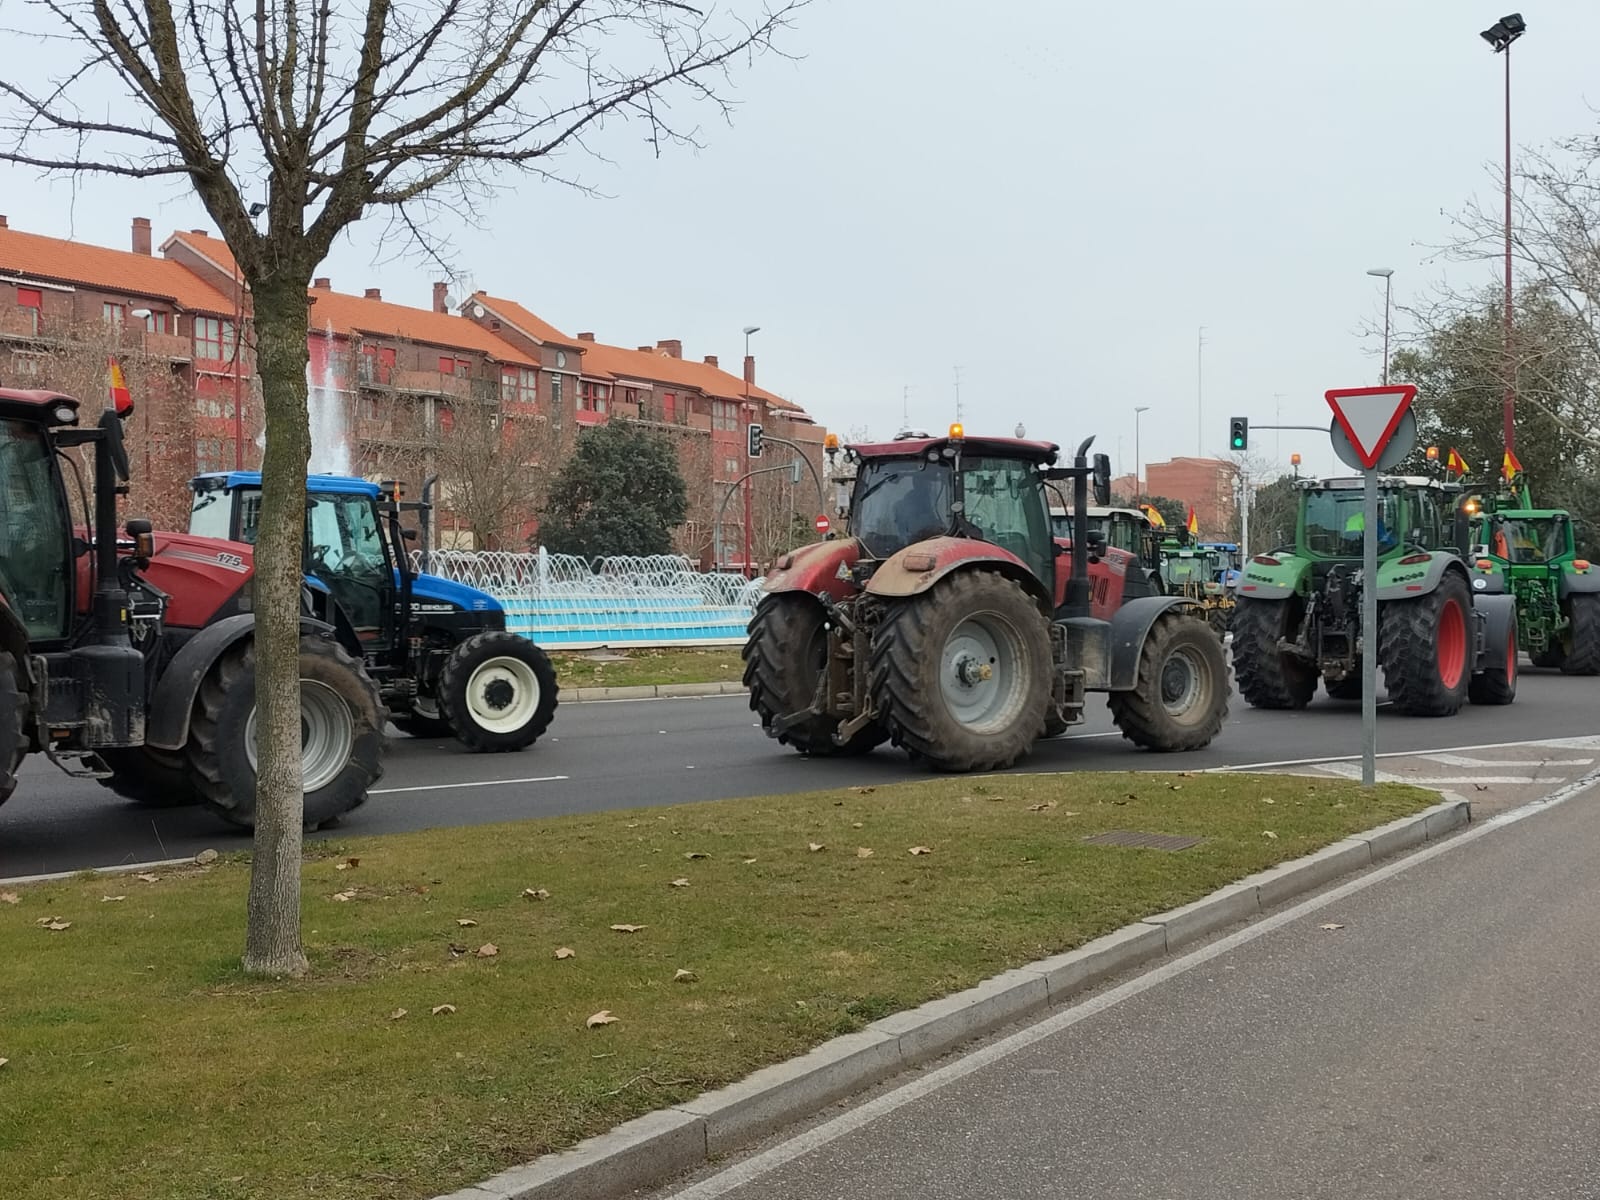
[1091,453,1112,507]
[1470,543,1490,559]
[126,518,155,562]
[98,408,130,483]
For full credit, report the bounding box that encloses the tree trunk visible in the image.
[242,280,313,978]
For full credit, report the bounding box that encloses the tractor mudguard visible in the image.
[1558,569,1600,599]
[1375,554,1461,602]
[864,537,1051,606]
[1236,555,1307,601]
[761,538,861,602]
[1106,595,1203,692]
[1473,592,1518,673]
[1469,567,1507,595]
[145,612,339,751]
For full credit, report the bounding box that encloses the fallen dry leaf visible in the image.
[522,888,551,900]
[135,873,160,883]
[851,822,864,829]
[101,895,126,903]
[850,786,876,794]
[808,842,825,853]
[475,943,499,958]
[431,1004,457,1016]
[447,943,468,957]
[742,858,757,864]
[684,851,708,860]
[389,1008,408,1021]
[1319,922,1345,932]
[1474,783,1489,792]
[670,878,690,888]
[856,847,875,859]
[1061,810,1081,817]
[1028,802,1055,812]
[908,846,932,856]
[332,889,357,902]
[586,1010,619,1028]
[1,891,20,905]
[1261,797,1276,805]
[554,947,576,960]
[1262,830,1279,840]
[194,848,219,866]
[673,968,697,983]
[334,862,351,871]
[456,918,478,927]
[610,924,646,934]
[0,1057,8,1068]
[43,920,71,932]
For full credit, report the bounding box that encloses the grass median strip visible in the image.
[0,773,1430,1200]
[552,647,744,690]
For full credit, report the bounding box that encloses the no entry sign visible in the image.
[815,514,831,535]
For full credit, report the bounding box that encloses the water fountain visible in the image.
[307,322,352,475]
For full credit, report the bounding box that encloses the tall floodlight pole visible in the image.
[741,324,760,577]
[1134,406,1150,502]
[1481,12,1526,454]
[1366,268,1394,385]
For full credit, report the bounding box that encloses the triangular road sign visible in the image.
[1325,385,1417,470]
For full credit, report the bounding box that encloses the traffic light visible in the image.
[1229,416,1249,451]
[747,423,764,458]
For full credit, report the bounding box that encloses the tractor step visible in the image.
[44,748,113,780]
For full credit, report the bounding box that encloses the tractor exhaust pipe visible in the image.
[1064,436,1095,618]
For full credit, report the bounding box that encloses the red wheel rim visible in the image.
[1437,598,1467,690]
[1507,632,1517,683]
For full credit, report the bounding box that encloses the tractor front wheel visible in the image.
[1379,573,1472,716]
[0,651,26,808]
[744,594,886,756]
[1231,597,1316,709]
[1108,610,1229,751]
[1560,595,1600,676]
[187,634,386,830]
[1468,612,1519,706]
[869,571,1051,772]
[437,632,559,752]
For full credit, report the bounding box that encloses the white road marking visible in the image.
[1212,734,1600,774]
[370,774,569,795]
[1311,760,1536,785]
[1421,753,1594,769]
[660,766,1600,1198]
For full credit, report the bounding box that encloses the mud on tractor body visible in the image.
[0,389,385,829]
[1462,484,1600,675]
[742,428,1230,773]
[1232,475,1519,715]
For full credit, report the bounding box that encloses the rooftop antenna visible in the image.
[900,384,912,434]
[953,365,964,423]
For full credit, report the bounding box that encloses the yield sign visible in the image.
[1324,385,1418,470]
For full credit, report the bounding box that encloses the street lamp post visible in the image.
[1133,405,1150,502]
[1481,12,1526,455]
[1366,268,1394,386]
[741,324,760,578]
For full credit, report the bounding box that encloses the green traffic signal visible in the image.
[1229,416,1248,451]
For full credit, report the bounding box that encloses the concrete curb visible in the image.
[0,855,205,889]
[428,795,1471,1200]
[566,681,746,703]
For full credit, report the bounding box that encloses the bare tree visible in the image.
[437,405,573,548]
[0,0,803,976]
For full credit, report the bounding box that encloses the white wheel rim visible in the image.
[938,612,1028,734]
[410,694,441,721]
[1159,646,1206,719]
[463,655,541,735]
[244,680,356,794]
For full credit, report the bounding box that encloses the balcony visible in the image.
[391,368,472,399]
[138,330,193,361]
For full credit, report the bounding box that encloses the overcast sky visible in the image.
[3,0,1597,480]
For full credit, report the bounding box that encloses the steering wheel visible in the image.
[309,544,333,574]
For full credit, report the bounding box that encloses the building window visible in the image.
[550,374,563,409]
[625,388,640,405]
[580,381,609,414]
[102,302,125,326]
[16,287,42,334]
[515,368,537,406]
[195,316,235,360]
[143,311,170,334]
[501,367,518,403]
[712,399,739,432]
[10,351,42,377]
[724,457,739,476]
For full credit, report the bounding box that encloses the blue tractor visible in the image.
[189,472,558,752]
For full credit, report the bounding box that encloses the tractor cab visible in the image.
[1293,475,1461,562]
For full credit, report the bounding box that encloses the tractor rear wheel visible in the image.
[1324,674,1363,701]
[0,651,26,808]
[1108,610,1229,751]
[1230,597,1316,709]
[187,634,386,830]
[1379,572,1472,716]
[98,746,198,808]
[1559,594,1600,676]
[744,594,886,756]
[437,631,559,752]
[1468,611,1519,705]
[868,571,1051,772]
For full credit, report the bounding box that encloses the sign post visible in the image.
[1324,385,1419,788]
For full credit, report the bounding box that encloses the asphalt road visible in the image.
[647,768,1600,1200]
[2,668,1596,879]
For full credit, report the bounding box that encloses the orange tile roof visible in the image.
[161,230,239,280]
[469,293,587,350]
[0,224,236,314]
[307,287,534,364]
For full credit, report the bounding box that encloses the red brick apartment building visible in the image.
[0,215,824,564]
[1145,457,1238,536]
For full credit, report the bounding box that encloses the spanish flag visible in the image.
[107,357,133,416]
[1140,504,1165,529]
[1186,505,1199,536]
[1502,448,1523,481]
[1446,448,1469,477]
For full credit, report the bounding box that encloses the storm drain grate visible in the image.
[1081,830,1203,852]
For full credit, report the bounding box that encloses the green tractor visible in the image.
[1463,482,1600,674]
[1160,542,1234,637]
[1232,474,1519,714]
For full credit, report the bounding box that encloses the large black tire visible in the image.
[1230,597,1316,710]
[437,631,559,752]
[1468,611,1519,706]
[743,594,886,756]
[868,571,1051,772]
[97,746,199,808]
[1324,674,1363,701]
[1379,572,1473,717]
[1559,594,1600,676]
[1531,645,1567,669]
[1108,610,1230,751]
[187,634,386,830]
[0,651,26,808]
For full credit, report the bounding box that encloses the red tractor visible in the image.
[0,388,385,829]
[743,428,1230,771]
